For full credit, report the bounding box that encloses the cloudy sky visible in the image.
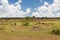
[0,0,60,17]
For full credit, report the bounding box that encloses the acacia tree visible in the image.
[32,16,35,18]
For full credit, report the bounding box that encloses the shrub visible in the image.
[0,27,5,30]
[25,17,33,21]
[0,27,5,32]
[51,29,60,35]
[25,17,31,20]
[22,21,29,26]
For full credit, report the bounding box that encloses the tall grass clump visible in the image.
[51,29,60,35]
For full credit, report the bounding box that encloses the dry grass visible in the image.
[0,18,60,40]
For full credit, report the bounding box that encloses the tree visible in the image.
[32,16,35,18]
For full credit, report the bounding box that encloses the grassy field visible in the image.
[0,18,60,40]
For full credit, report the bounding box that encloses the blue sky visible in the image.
[8,0,53,12]
[0,0,60,17]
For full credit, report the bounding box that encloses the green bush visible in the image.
[25,17,32,21]
[25,17,30,20]
[51,29,60,35]
[22,21,29,26]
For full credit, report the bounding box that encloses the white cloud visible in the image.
[44,2,49,7]
[25,8,31,14]
[0,0,31,18]
[32,0,60,17]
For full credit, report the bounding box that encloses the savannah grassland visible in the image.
[0,18,60,40]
